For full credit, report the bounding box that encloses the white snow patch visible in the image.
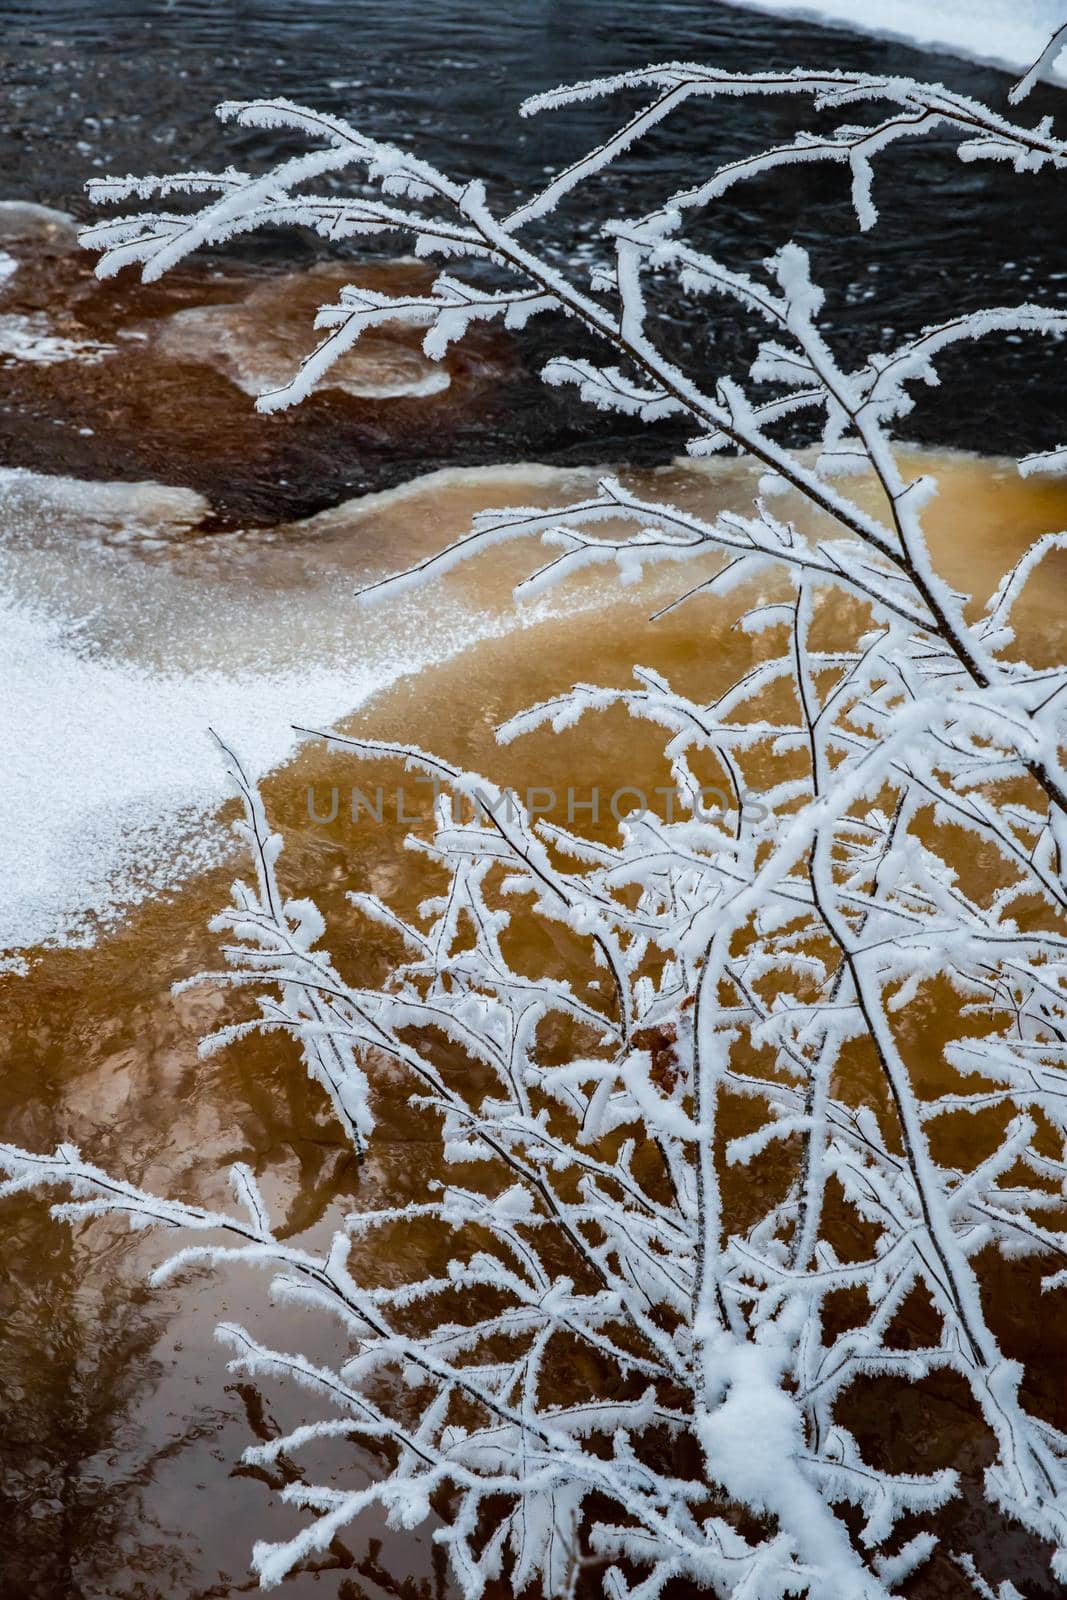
[0,592,402,953]
[719,0,1067,84]
[0,313,116,366]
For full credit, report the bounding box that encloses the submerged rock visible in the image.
[154,263,452,402]
[0,200,78,249]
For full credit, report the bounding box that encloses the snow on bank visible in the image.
[718,0,1067,84]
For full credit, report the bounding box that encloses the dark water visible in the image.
[0,0,1065,474]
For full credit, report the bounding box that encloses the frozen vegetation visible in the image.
[6,34,1067,1600]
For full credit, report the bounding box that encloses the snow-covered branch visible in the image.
[7,31,1067,1598]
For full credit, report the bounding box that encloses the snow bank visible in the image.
[719,0,1067,84]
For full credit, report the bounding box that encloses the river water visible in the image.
[1,0,1067,481]
[1,4,1066,1597]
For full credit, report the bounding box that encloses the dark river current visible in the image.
[0,0,1065,489]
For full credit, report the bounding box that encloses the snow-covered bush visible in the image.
[7,44,1067,1599]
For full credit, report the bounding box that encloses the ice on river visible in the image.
[4,445,1061,966]
[0,462,635,962]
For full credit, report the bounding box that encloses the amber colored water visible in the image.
[2,430,1067,1596]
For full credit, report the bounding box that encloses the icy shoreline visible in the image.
[0,463,649,962]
